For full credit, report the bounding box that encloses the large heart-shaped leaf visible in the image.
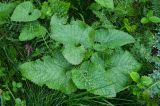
[50,15,95,48]
[19,22,47,41]
[62,45,86,65]
[72,50,141,97]
[72,61,116,97]
[94,29,135,51]
[105,50,141,92]
[20,53,77,94]
[50,15,95,65]
[11,1,41,22]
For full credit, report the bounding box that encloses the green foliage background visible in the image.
[0,0,160,106]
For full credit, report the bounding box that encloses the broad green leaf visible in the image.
[50,15,67,26]
[50,15,95,65]
[19,22,47,41]
[50,16,95,48]
[62,45,86,65]
[105,50,141,92]
[0,3,17,25]
[130,72,140,83]
[95,0,114,9]
[141,17,149,24]
[149,16,160,23]
[72,61,116,97]
[20,53,77,94]
[94,29,135,50]
[11,1,41,22]
[90,53,105,66]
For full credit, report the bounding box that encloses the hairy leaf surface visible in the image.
[72,51,141,97]
[105,50,141,92]
[72,61,116,97]
[51,17,94,48]
[20,53,77,94]
[62,45,86,65]
[50,15,95,65]
[94,29,135,51]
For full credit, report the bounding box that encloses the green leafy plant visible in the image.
[130,70,160,106]
[122,18,137,32]
[141,10,160,24]
[19,12,141,97]
[1,0,160,105]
